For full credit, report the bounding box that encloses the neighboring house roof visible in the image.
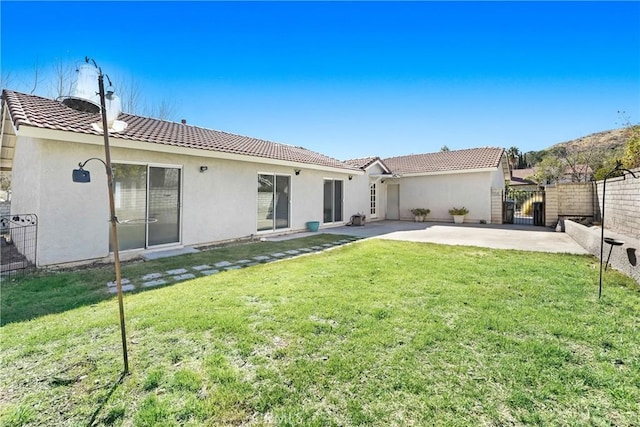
[510,168,538,186]
[383,147,506,175]
[1,90,359,171]
[344,156,391,173]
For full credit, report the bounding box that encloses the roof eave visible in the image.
[15,125,363,175]
[395,166,500,178]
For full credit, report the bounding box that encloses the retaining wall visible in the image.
[595,168,640,240]
[565,219,639,284]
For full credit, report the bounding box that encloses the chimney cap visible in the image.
[181,119,187,124]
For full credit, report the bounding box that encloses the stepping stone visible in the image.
[107,278,131,287]
[311,246,322,250]
[299,247,312,252]
[322,243,333,247]
[336,240,349,244]
[236,259,251,264]
[173,273,196,281]
[271,253,286,258]
[166,268,188,275]
[109,284,135,293]
[142,272,163,280]
[214,261,233,268]
[225,265,241,270]
[245,262,259,267]
[201,269,220,276]
[143,279,168,288]
[253,255,271,261]
[286,250,300,255]
[192,265,212,271]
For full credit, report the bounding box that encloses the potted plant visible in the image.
[410,208,431,222]
[449,207,469,224]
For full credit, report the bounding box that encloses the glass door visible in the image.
[111,164,181,250]
[148,166,181,246]
[257,174,290,231]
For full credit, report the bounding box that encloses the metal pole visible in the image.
[598,176,607,299]
[98,73,129,373]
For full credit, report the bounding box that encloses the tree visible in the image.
[622,124,640,169]
[533,156,564,184]
[506,146,520,170]
[440,145,450,152]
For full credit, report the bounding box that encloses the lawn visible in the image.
[1,239,639,426]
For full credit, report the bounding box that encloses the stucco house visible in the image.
[1,89,508,267]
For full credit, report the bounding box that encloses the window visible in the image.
[370,182,377,217]
[257,174,290,231]
[323,179,343,223]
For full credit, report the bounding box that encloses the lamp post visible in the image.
[98,71,129,373]
[598,160,638,299]
[70,60,129,374]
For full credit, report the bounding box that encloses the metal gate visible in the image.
[1,213,38,277]
[504,189,545,226]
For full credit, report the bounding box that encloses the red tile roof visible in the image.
[2,90,359,171]
[383,147,506,175]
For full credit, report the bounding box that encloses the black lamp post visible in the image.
[598,160,638,299]
[71,60,129,373]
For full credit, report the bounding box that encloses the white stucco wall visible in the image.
[11,135,362,266]
[398,170,498,223]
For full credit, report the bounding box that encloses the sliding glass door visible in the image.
[110,164,181,251]
[257,174,290,232]
[323,179,343,223]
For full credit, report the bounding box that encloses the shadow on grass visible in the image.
[0,234,359,326]
[87,372,127,427]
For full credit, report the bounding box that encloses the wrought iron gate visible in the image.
[504,189,545,226]
[1,213,38,277]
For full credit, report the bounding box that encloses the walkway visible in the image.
[106,221,588,293]
[271,220,589,254]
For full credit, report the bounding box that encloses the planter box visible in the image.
[453,215,465,224]
[306,221,320,232]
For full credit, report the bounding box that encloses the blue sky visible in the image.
[2,1,639,160]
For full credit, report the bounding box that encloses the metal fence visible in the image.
[1,213,38,278]
[504,189,545,226]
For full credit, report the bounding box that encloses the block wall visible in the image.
[595,168,640,240]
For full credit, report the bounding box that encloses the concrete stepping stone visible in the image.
[143,279,168,288]
[173,273,196,281]
[271,253,286,258]
[107,278,131,287]
[201,269,220,276]
[192,265,212,271]
[236,259,251,264]
[286,250,300,255]
[142,272,163,280]
[225,265,241,270]
[214,261,233,268]
[253,255,271,261]
[109,284,135,293]
[310,246,323,250]
[299,247,312,252]
[166,268,188,275]
[322,243,333,247]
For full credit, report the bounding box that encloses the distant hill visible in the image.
[549,128,628,153]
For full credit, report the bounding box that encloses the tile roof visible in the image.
[2,90,359,171]
[383,147,506,175]
[343,156,390,170]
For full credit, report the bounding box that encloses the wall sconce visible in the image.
[381,180,385,184]
[348,175,353,180]
[294,169,301,175]
[199,166,208,173]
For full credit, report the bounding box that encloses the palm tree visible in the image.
[507,146,520,170]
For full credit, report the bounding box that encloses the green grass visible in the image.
[0,234,350,325]
[1,239,639,426]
